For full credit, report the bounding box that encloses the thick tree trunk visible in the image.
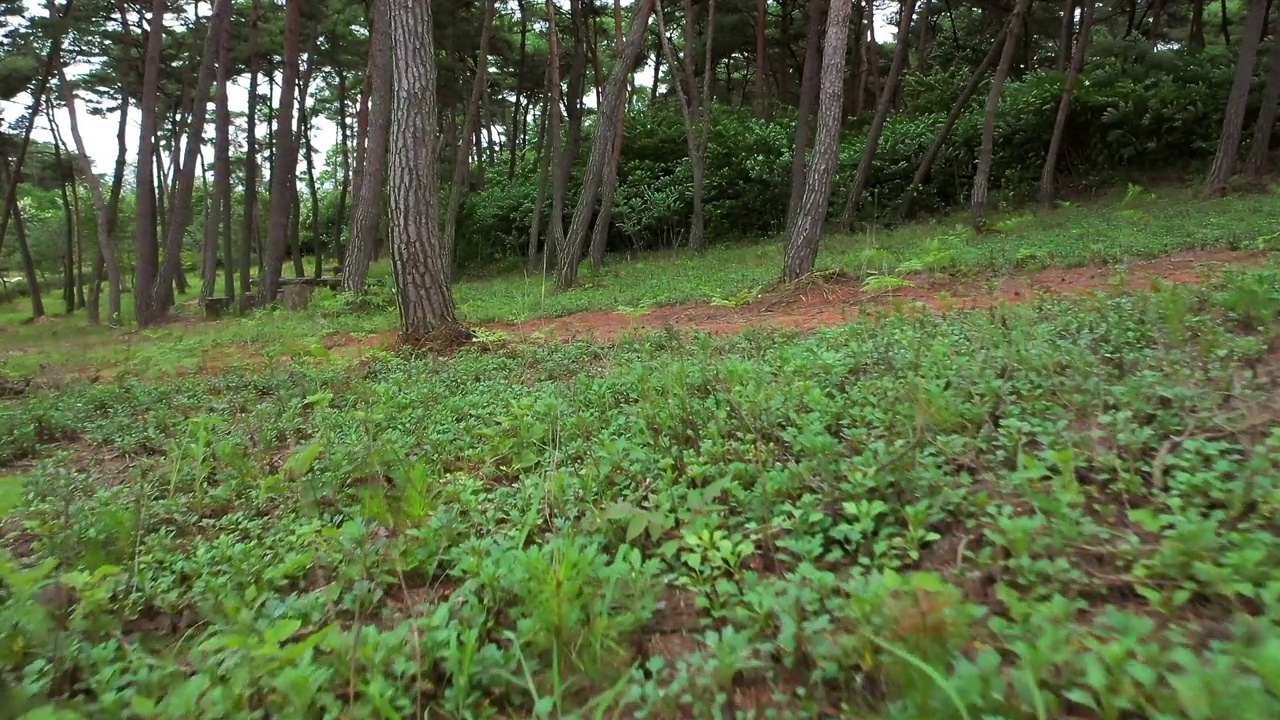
[589,0,628,270]
[1040,1,1096,206]
[443,0,498,281]
[557,0,657,288]
[528,98,552,268]
[783,0,855,282]
[241,0,260,305]
[786,0,825,229]
[899,26,1007,220]
[262,0,303,302]
[1245,2,1280,178]
[133,0,165,325]
[386,0,462,340]
[1057,0,1076,71]
[60,70,123,324]
[754,0,769,117]
[343,0,391,294]
[971,0,1032,229]
[1205,0,1268,196]
[842,0,919,225]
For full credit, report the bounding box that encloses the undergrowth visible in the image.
[4,263,1280,718]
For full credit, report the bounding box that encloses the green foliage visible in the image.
[6,250,1280,715]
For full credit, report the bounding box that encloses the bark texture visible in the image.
[261,0,304,302]
[786,0,825,229]
[1245,1,1280,179]
[1040,0,1096,206]
[782,0,854,282]
[971,0,1032,229]
[344,0,392,294]
[1205,0,1268,196]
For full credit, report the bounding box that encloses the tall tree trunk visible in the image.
[971,0,1033,229]
[864,10,880,111]
[443,0,498,281]
[1057,0,1076,71]
[754,0,769,117]
[214,0,234,300]
[334,71,351,267]
[899,26,1007,220]
[343,0,391,294]
[842,0,919,225]
[133,0,165,325]
[655,0,715,251]
[241,0,260,304]
[291,60,313,279]
[783,0,855,282]
[386,0,462,340]
[4,160,44,320]
[101,4,132,318]
[200,159,219,297]
[786,0,825,229]
[1245,1,1280,178]
[1040,0,1095,206]
[589,0,628,270]
[262,0,303,302]
[47,105,76,314]
[1205,0,1269,196]
[1190,0,1207,48]
[1222,0,1233,45]
[565,0,590,175]
[303,86,322,278]
[528,97,552,267]
[557,0,657,288]
[153,0,229,316]
[544,0,567,271]
[508,0,530,181]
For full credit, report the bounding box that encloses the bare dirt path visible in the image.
[482,249,1266,342]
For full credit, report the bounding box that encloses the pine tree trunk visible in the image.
[241,0,260,305]
[509,0,530,181]
[754,0,769,117]
[302,88,322,278]
[292,62,312,279]
[343,0,391,294]
[656,0,715,252]
[1040,0,1095,207]
[48,109,75,314]
[971,0,1032,229]
[1191,0,1207,48]
[842,0,918,225]
[200,160,219,297]
[386,0,463,341]
[1205,0,1268,196]
[899,27,1007,220]
[786,0,825,229]
[528,98,552,268]
[783,0,854,282]
[1057,0,1076,71]
[544,0,568,271]
[133,0,165,326]
[214,3,234,300]
[589,0,628,270]
[443,0,498,281]
[1245,2,1280,179]
[59,70,124,324]
[262,0,303,302]
[557,0,656,289]
[334,72,351,263]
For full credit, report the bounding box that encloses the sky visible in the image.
[3,1,894,181]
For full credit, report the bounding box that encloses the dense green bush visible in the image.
[458,46,1251,264]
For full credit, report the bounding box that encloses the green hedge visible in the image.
[458,45,1249,264]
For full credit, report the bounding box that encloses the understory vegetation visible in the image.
[4,186,1280,718]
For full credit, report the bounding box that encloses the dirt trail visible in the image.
[484,249,1265,342]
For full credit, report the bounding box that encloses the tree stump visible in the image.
[202,296,232,319]
[282,285,314,310]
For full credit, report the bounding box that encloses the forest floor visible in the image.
[4,187,1280,718]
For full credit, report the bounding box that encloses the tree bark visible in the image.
[528,97,552,268]
[786,0,826,229]
[386,0,462,340]
[1190,0,1207,49]
[1245,1,1280,178]
[443,0,498,281]
[133,0,165,325]
[1222,0,1233,45]
[544,0,567,271]
[214,0,234,300]
[589,0,628,270]
[343,0,391,294]
[842,0,919,225]
[262,0,304,302]
[1205,0,1268,196]
[1057,0,1076,71]
[200,158,219,297]
[557,0,657,288]
[971,0,1032,229]
[334,71,351,267]
[59,68,123,324]
[302,83,322,278]
[783,0,855,282]
[754,0,769,117]
[1040,0,1095,206]
[899,26,1007,220]
[241,0,260,305]
[47,103,76,314]
[509,0,531,181]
